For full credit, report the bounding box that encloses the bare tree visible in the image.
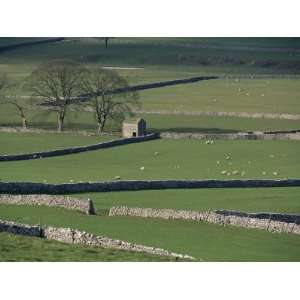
[0,73,28,129]
[27,60,86,132]
[80,67,140,134]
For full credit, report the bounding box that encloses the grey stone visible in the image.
[0,194,95,215]
[109,206,300,235]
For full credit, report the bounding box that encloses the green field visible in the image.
[1,105,300,134]
[1,138,299,182]
[0,205,299,261]
[138,78,300,114]
[77,187,300,214]
[0,132,114,155]
[1,38,299,74]
[0,38,299,262]
[143,114,300,133]
[1,38,300,135]
[0,231,178,262]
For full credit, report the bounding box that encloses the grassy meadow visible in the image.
[0,38,299,261]
[0,205,299,261]
[77,187,300,214]
[0,132,115,155]
[0,231,178,262]
[1,138,299,182]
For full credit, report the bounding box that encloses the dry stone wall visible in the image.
[109,206,300,235]
[0,219,194,260]
[0,194,95,215]
[0,133,158,161]
[0,126,104,136]
[160,131,300,140]
[1,179,300,194]
[0,219,42,237]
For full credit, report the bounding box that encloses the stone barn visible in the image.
[122,118,147,138]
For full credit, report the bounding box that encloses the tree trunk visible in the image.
[97,123,103,135]
[100,116,107,133]
[58,116,64,132]
[22,117,28,129]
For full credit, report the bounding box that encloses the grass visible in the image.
[75,187,300,214]
[1,38,299,74]
[1,139,299,182]
[137,78,300,114]
[0,231,178,262]
[0,38,51,47]
[1,37,300,135]
[1,101,300,134]
[0,132,115,155]
[0,205,299,261]
[142,113,300,133]
[1,38,299,262]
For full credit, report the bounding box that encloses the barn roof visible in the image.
[123,118,145,125]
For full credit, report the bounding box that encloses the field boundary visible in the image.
[0,219,195,260]
[160,131,300,140]
[0,126,113,136]
[1,179,300,194]
[0,38,65,53]
[109,206,300,235]
[0,194,95,215]
[0,133,158,161]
